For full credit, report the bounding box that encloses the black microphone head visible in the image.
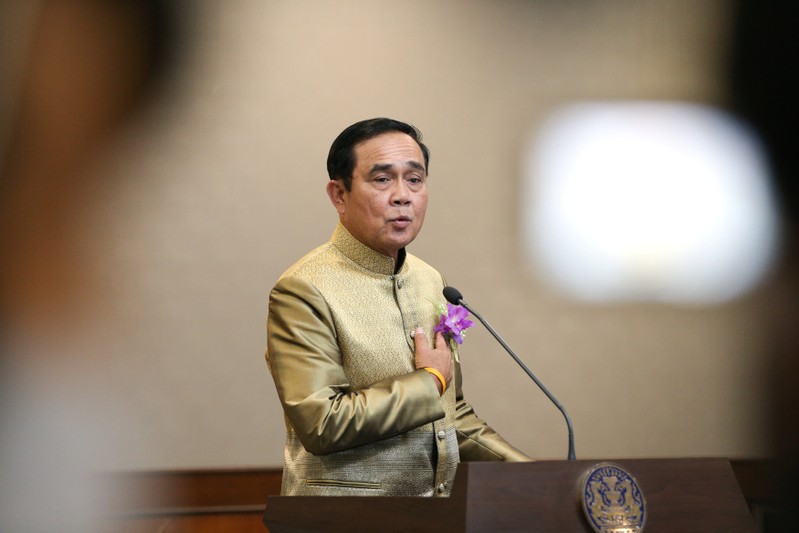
[443,286,463,305]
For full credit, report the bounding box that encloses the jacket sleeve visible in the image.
[266,275,445,455]
[453,362,533,462]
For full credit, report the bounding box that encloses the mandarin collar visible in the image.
[331,223,406,276]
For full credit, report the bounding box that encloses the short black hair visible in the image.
[327,118,430,191]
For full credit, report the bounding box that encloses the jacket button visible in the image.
[437,483,446,493]
[437,430,446,440]
[397,279,404,289]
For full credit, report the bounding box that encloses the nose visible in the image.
[391,180,411,205]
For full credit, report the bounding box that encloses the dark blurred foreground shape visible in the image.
[729,0,799,531]
[0,0,174,329]
[0,1,177,530]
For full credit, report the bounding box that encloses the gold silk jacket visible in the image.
[266,224,530,497]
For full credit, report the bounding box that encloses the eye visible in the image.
[406,175,424,188]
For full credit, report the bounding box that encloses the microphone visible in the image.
[443,286,576,461]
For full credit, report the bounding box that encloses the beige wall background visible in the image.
[74,0,779,470]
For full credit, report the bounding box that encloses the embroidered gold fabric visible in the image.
[266,223,530,497]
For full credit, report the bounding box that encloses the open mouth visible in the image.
[390,217,412,228]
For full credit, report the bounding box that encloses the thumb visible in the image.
[434,330,448,349]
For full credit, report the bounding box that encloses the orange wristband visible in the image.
[423,367,447,395]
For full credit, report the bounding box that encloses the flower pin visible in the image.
[434,302,474,348]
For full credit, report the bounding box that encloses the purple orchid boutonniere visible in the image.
[434,302,474,348]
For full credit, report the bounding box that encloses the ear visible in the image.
[326,179,347,215]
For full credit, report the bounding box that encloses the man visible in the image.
[266,118,530,497]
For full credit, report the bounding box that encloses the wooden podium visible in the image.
[262,459,757,532]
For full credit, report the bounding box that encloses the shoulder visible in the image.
[405,252,443,279]
[268,255,332,324]
[278,242,340,281]
[271,239,360,303]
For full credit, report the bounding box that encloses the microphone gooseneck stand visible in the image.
[444,286,576,461]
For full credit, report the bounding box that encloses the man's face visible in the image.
[327,132,428,260]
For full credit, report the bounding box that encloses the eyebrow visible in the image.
[368,161,426,175]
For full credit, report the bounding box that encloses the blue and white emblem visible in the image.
[581,462,647,532]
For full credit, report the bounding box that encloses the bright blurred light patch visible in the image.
[522,102,779,304]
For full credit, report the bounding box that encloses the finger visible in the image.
[413,327,428,350]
